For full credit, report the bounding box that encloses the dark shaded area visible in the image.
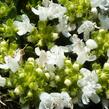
[55,35,72,46]
[74,101,103,109]
[0,95,21,109]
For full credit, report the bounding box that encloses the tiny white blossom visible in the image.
[71,35,97,64]
[77,68,101,104]
[32,0,66,21]
[35,46,65,71]
[77,21,96,41]
[47,46,64,69]
[14,14,34,36]
[0,49,22,72]
[56,16,72,37]
[0,75,6,87]
[59,35,97,64]
[35,47,48,67]
[39,92,73,109]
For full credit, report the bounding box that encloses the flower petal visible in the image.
[90,93,100,104]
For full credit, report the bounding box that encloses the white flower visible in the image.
[39,92,73,109]
[90,0,109,11]
[0,75,6,87]
[39,92,63,109]
[32,7,49,21]
[107,49,109,58]
[47,46,65,69]
[71,35,97,64]
[35,47,48,67]
[77,21,96,41]
[32,0,66,21]
[59,35,97,64]
[61,92,73,109]
[35,46,65,71]
[56,16,72,37]
[14,14,34,36]
[0,49,22,72]
[77,68,101,104]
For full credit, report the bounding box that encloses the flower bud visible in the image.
[27,91,33,97]
[52,33,58,40]
[27,57,35,66]
[1,40,7,46]
[9,90,15,98]
[37,39,43,47]
[73,63,79,71]
[19,73,25,78]
[27,57,35,62]
[55,75,60,82]
[103,63,109,70]
[65,68,72,74]
[86,39,98,49]
[14,85,23,95]
[45,73,50,79]
[91,8,98,15]
[64,79,72,86]
[99,29,105,33]
[36,68,43,74]
[65,59,72,66]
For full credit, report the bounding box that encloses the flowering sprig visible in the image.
[32,0,67,21]
[64,35,98,64]
[0,49,23,73]
[77,68,101,104]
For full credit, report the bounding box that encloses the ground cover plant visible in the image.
[0,0,109,109]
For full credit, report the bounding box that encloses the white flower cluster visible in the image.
[77,68,101,104]
[35,46,65,71]
[56,16,75,37]
[66,35,98,64]
[39,92,73,109]
[14,14,34,36]
[1,0,106,107]
[32,0,66,21]
[0,49,22,72]
[32,0,73,37]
